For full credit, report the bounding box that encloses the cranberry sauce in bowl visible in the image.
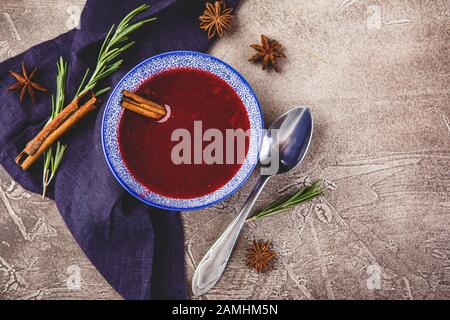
[118,68,250,199]
[102,51,263,210]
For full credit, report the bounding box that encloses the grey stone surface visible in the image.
[1,0,449,300]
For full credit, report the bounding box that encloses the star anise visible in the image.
[199,1,233,39]
[8,62,48,104]
[249,35,286,72]
[246,240,276,273]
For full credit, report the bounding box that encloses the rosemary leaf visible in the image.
[247,179,324,222]
[95,87,112,97]
[75,68,90,97]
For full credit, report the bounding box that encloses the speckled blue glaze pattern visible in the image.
[102,51,263,210]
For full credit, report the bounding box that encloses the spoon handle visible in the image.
[192,175,271,296]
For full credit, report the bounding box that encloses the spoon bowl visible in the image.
[260,107,313,174]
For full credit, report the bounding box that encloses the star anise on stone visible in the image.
[199,1,233,39]
[8,62,48,104]
[249,35,286,72]
[246,240,276,273]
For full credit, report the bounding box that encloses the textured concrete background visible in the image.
[0,0,449,300]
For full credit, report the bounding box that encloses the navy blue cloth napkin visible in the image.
[0,0,239,300]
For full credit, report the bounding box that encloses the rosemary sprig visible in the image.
[41,4,155,198]
[247,179,324,222]
[42,57,68,198]
[75,4,156,98]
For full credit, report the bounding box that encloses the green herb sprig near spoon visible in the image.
[247,179,324,221]
[41,4,155,198]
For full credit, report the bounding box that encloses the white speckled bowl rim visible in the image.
[102,51,263,211]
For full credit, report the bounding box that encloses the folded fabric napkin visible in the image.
[0,0,239,300]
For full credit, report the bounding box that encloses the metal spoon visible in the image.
[192,106,314,296]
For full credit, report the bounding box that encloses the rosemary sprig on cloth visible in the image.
[40,4,155,197]
[75,4,156,97]
[42,57,68,197]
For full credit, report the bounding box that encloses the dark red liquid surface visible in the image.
[118,68,250,199]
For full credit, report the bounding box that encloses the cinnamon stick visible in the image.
[122,101,161,119]
[22,90,92,156]
[16,94,97,170]
[121,90,166,119]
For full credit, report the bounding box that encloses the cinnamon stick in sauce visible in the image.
[121,90,166,119]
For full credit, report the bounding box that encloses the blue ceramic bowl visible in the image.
[102,51,263,210]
